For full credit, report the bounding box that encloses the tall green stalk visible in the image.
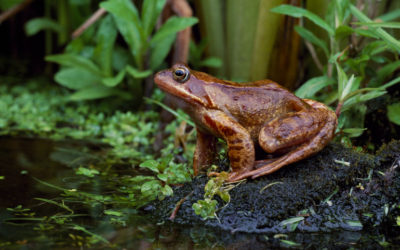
[226,0,260,81]
[251,0,283,81]
[57,0,69,45]
[195,0,226,77]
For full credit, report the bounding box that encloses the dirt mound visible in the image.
[150,141,400,235]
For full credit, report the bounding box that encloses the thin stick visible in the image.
[305,41,324,72]
[169,191,193,221]
[0,0,33,24]
[71,8,107,39]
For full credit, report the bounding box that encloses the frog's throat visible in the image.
[157,82,206,106]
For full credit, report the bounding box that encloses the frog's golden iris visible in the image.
[173,67,190,83]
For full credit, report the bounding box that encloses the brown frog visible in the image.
[154,64,337,182]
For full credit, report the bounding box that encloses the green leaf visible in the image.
[151,16,198,45]
[354,22,400,29]
[387,103,400,125]
[199,57,223,68]
[141,0,167,37]
[46,54,102,75]
[336,63,348,99]
[342,90,387,112]
[149,33,176,70]
[76,167,99,177]
[350,5,400,53]
[25,17,63,36]
[382,76,400,89]
[295,76,334,98]
[378,8,400,22]
[294,26,329,58]
[126,65,152,78]
[280,240,301,247]
[104,210,124,217]
[345,220,363,228]
[139,160,160,173]
[101,0,144,65]
[141,180,161,193]
[271,4,334,35]
[54,68,100,90]
[335,25,354,40]
[93,15,117,77]
[101,69,126,87]
[161,185,173,196]
[280,216,304,226]
[342,128,367,137]
[68,86,118,101]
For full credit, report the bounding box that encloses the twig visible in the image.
[305,41,324,72]
[71,8,106,39]
[169,191,193,221]
[0,0,33,24]
[335,102,343,118]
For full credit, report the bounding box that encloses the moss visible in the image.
[151,141,400,235]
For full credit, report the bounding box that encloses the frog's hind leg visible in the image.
[228,100,337,182]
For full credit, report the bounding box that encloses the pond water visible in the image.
[0,137,394,249]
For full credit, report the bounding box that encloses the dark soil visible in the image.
[149,141,400,240]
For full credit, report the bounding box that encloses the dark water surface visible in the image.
[0,137,394,249]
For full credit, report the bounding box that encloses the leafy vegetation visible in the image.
[45,0,197,101]
[272,0,400,138]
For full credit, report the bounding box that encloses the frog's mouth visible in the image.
[154,70,205,106]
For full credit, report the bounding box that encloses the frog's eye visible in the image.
[173,67,190,83]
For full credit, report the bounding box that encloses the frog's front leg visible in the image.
[193,129,217,176]
[201,110,255,180]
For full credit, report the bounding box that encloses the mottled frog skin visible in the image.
[154,64,337,182]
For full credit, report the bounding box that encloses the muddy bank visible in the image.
[150,141,400,235]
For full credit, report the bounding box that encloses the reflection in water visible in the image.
[0,137,393,248]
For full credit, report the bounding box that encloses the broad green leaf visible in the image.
[150,16,198,45]
[102,69,126,87]
[271,4,334,35]
[126,65,152,79]
[25,18,63,36]
[141,180,161,193]
[294,26,329,58]
[46,54,102,75]
[161,185,173,196]
[55,68,100,90]
[354,22,400,29]
[350,5,400,53]
[342,128,366,137]
[141,0,167,37]
[0,0,23,10]
[101,0,144,65]
[387,103,400,125]
[94,15,117,77]
[295,76,334,98]
[335,25,354,40]
[199,57,222,68]
[139,160,160,173]
[68,86,118,101]
[150,33,176,70]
